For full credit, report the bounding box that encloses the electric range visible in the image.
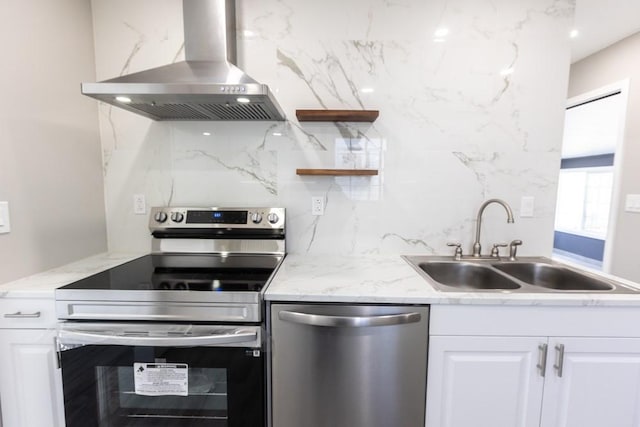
[54,206,285,427]
[56,206,285,323]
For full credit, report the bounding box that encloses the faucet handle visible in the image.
[446,242,463,261]
[509,239,523,261]
[490,243,508,258]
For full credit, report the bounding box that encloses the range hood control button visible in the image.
[251,213,263,224]
[154,211,168,223]
[267,213,279,224]
[170,212,184,223]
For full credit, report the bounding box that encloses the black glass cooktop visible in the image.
[60,255,273,292]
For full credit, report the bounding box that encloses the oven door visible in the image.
[57,323,264,427]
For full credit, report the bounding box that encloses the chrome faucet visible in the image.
[472,199,515,257]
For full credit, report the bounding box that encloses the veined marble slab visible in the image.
[91,0,574,258]
[3,251,640,307]
[264,254,640,306]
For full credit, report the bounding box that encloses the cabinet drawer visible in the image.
[0,298,57,329]
[430,305,640,337]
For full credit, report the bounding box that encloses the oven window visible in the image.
[96,366,228,420]
[61,345,263,427]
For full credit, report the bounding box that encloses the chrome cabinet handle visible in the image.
[3,311,41,318]
[554,344,565,377]
[58,329,257,348]
[278,311,421,328]
[537,343,548,377]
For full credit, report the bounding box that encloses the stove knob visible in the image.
[154,211,168,223]
[251,212,263,224]
[267,213,279,224]
[170,212,184,223]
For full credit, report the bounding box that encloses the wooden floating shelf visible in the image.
[296,169,379,176]
[296,109,379,122]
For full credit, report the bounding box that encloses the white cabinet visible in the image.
[0,298,65,427]
[427,335,640,427]
[426,336,545,427]
[0,330,65,427]
[540,337,640,427]
[427,306,640,427]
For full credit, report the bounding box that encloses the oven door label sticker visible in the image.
[134,363,188,396]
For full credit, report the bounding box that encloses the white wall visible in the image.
[92,0,574,257]
[0,0,107,284]
[569,32,640,282]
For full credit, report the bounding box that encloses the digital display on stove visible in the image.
[186,210,248,224]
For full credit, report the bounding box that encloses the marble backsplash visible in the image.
[91,0,574,256]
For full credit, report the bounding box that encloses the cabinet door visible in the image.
[0,329,65,427]
[541,337,640,427]
[426,336,546,427]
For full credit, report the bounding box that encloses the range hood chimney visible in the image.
[81,0,285,121]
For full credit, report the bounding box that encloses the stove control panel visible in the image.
[149,207,285,230]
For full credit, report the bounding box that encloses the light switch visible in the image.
[520,196,534,218]
[625,194,640,213]
[0,201,10,234]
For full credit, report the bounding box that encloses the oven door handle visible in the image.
[57,329,258,348]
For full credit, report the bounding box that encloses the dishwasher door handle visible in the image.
[58,329,257,349]
[278,310,421,328]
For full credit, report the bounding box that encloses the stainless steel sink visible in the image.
[419,262,520,291]
[492,262,614,291]
[403,256,640,294]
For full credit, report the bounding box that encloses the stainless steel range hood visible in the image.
[81,0,285,121]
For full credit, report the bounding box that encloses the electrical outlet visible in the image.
[0,201,10,234]
[311,196,325,215]
[520,196,534,218]
[133,194,146,215]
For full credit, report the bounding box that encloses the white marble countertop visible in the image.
[0,252,146,299]
[265,255,438,303]
[264,254,640,306]
[4,251,640,307]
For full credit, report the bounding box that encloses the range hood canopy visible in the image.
[82,0,285,121]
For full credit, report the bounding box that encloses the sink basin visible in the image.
[492,262,615,291]
[404,255,640,294]
[418,262,520,291]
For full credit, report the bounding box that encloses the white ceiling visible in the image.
[571,0,640,63]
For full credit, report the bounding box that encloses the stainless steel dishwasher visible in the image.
[270,304,429,427]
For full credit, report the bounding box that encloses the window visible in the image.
[555,91,622,241]
[555,167,613,239]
